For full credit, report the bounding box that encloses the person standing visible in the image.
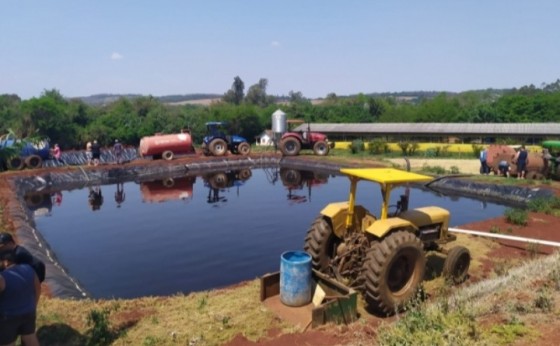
[86,141,93,166]
[53,143,65,165]
[0,249,41,346]
[479,148,489,174]
[113,139,124,164]
[91,140,101,166]
[0,233,46,283]
[514,145,529,179]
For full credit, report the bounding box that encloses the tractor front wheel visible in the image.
[304,216,338,272]
[237,142,251,156]
[443,246,470,284]
[210,139,227,156]
[280,138,301,156]
[362,231,425,316]
[313,141,330,156]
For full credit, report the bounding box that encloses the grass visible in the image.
[36,280,293,345]
[377,252,560,345]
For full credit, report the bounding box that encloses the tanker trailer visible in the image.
[138,131,195,160]
[486,144,548,179]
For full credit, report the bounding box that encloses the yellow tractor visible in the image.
[304,168,470,315]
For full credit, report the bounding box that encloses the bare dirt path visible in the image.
[386,157,481,174]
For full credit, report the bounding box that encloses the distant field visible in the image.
[166,98,220,106]
[168,98,325,106]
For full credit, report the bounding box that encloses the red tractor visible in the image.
[279,120,333,156]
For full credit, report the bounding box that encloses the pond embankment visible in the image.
[1,154,553,298]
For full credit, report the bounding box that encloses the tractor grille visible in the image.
[418,224,441,242]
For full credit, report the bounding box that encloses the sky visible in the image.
[1,1,560,100]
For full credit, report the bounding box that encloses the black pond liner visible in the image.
[5,156,554,299]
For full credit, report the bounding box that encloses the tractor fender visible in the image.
[320,202,372,238]
[281,133,303,142]
[364,217,418,238]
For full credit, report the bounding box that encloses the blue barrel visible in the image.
[280,251,312,307]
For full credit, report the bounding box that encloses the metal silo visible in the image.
[272,109,287,134]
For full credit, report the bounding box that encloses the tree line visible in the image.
[1,77,560,150]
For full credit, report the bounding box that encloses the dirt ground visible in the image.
[2,154,560,345]
[387,157,482,174]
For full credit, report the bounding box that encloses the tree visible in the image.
[288,90,308,104]
[245,78,273,107]
[222,76,245,105]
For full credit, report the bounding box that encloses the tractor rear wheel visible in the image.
[443,246,470,284]
[280,138,301,156]
[209,173,228,189]
[237,142,251,156]
[281,169,302,186]
[238,169,252,181]
[304,216,338,272]
[210,139,227,156]
[362,231,425,315]
[313,141,330,156]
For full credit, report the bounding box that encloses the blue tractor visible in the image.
[202,122,251,156]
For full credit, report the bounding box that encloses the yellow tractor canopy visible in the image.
[339,168,434,224]
[340,168,433,185]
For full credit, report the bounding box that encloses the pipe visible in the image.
[449,227,560,247]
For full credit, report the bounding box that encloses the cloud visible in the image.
[270,41,280,47]
[111,52,124,60]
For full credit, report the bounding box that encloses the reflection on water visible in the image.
[279,168,329,204]
[27,168,508,299]
[88,186,103,211]
[203,169,252,204]
[140,176,195,204]
[115,183,125,208]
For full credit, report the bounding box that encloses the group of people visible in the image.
[85,139,124,166]
[0,232,45,346]
[50,139,124,167]
[479,145,530,179]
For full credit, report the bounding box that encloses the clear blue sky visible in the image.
[2,1,559,100]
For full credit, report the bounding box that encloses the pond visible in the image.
[28,167,507,299]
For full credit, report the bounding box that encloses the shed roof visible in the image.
[293,123,560,136]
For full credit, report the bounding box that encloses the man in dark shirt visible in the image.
[91,139,102,166]
[0,249,41,346]
[0,233,46,283]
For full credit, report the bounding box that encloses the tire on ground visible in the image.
[313,141,330,156]
[280,138,301,156]
[25,155,43,169]
[237,142,251,156]
[8,157,25,170]
[362,230,425,316]
[303,216,338,272]
[442,245,470,284]
[210,139,228,156]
